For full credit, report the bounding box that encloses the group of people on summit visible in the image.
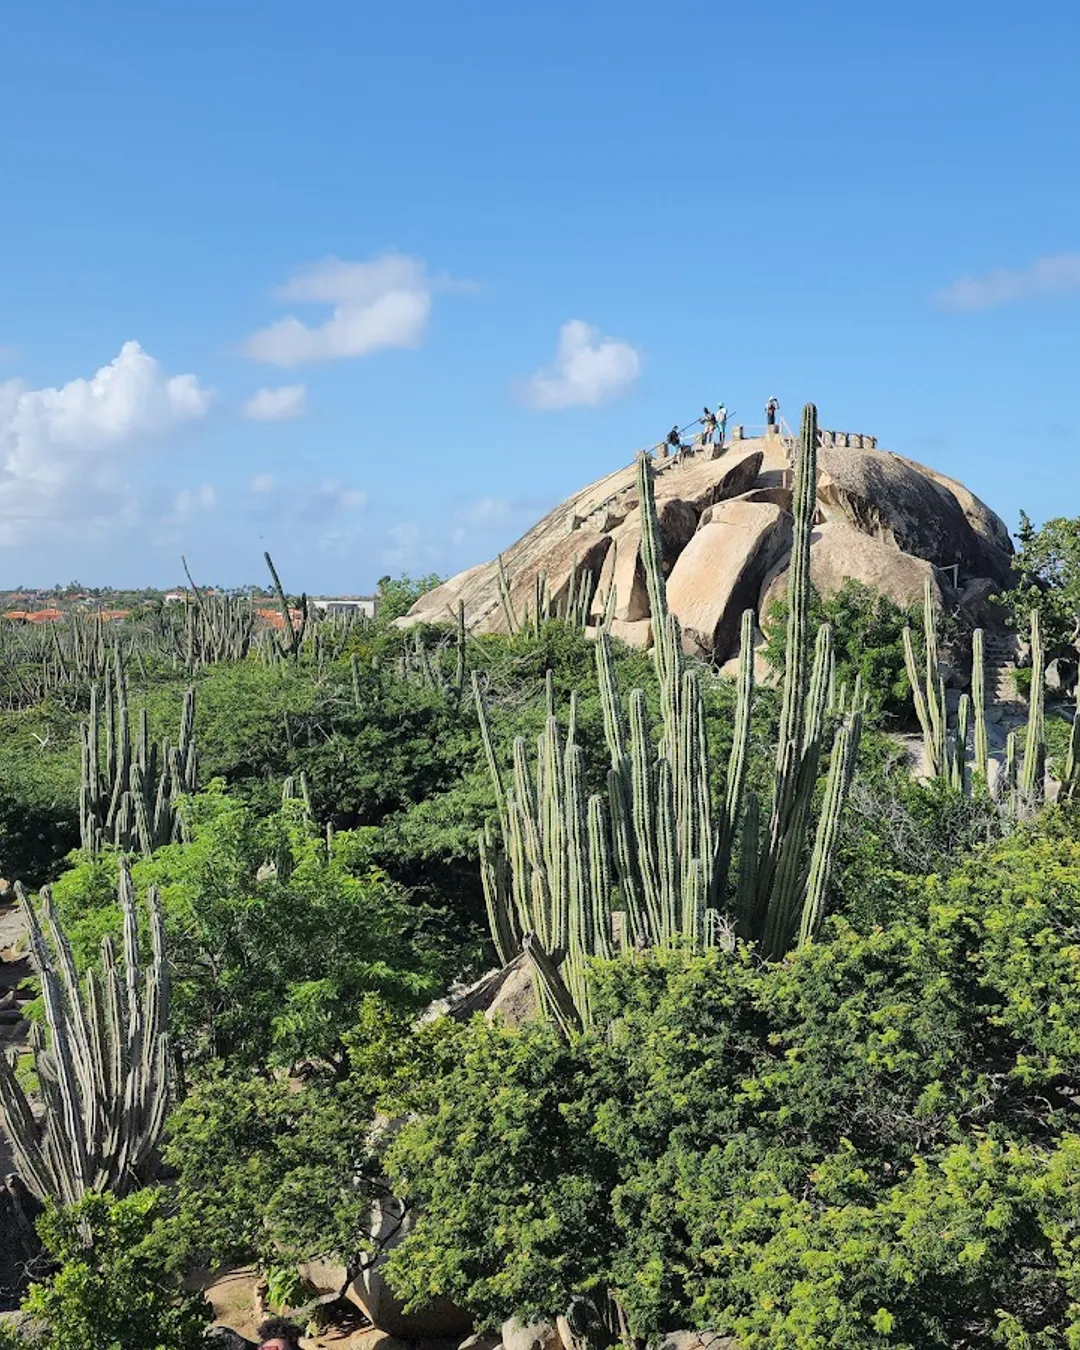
[664,396,779,458]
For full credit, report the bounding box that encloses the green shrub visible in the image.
[379,807,1080,1347]
[1,1190,209,1350]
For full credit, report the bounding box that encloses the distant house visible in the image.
[164,589,189,605]
[310,595,378,619]
[254,607,306,632]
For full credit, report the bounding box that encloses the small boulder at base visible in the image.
[666,501,792,664]
[501,1318,563,1350]
[1046,657,1078,694]
[655,1333,739,1350]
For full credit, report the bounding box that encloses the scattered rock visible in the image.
[347,1198,473,1339]
[459,1335,502,1350]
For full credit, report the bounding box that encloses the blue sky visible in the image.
[1,0,1078,591]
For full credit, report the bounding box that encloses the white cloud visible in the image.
[169,483,217,523]
[456,496,514,527]
[242,253,434,366]
[935,253,1080,311]
[250,472,275,493]
[242,384,307,421]
[0,340,213,545]
[522,320,642,410]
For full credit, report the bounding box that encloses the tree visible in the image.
[999,511,1080,654]
[379,806,1080,1347]
[375,574,444,624]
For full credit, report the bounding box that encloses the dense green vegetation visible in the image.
[3,475,1080,1347]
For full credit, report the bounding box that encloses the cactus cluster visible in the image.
[904,583,1057,811]
[495,553,599,636]
[477,404,863,1028]
[80,654,197,857]
[0,862,170,1205]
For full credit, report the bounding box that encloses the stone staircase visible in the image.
[983,632,1019,706]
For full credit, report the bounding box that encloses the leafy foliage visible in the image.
[380,808,1080,1347]
[49,787,451,1070]
[998,511,1080,653]
[0,1190,209,1350]
[764,580,917,718]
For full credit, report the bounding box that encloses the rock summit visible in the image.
[400,427,1013,665]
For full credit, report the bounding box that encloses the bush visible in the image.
[379,807,1080,1347]
[49,787,453,1070]
[764,580,918,719]
[0,1190,209,1350]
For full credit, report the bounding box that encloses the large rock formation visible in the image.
[401,431,1014,665]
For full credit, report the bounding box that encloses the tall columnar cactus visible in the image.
[1019,609,1046,806]
[972,628,989,784]
[476,405,863,1029]
[80,654,197,857]
[903,578,948,780]
[0,863,171,1205]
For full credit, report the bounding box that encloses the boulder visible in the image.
[654,449,764,514]
[498,530,612,632]
[593,514,649,622]
[656,498,700,566]
[347,1198,473,1339]
[655,1333,739,1350]
[1046,657,1078,695]
[818,444,1010,584]
[718,626,775,687]
[666,501,792,664]
[895,456,1014,574]
[958,576,1004,629]
[759,520,942,620]
[501,1318,563,1350]
[398,563,491,629]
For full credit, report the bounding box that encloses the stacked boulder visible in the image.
[401,435,1014,664]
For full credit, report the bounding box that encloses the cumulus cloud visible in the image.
[242,384,307,421]
[0,341,213,545]
[242,253,435,366]
[934,253,1080,311]
[522,320,642,410]
[250,472,275,493]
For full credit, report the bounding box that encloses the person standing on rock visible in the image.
[766,396,779,427]
[667,424,682,457]
[700,406,717,448]
[716,402,728,446]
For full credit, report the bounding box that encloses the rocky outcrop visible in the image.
[400,434,1014,665]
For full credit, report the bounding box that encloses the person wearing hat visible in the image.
[715,402,728,446]
[766,396,779,427]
